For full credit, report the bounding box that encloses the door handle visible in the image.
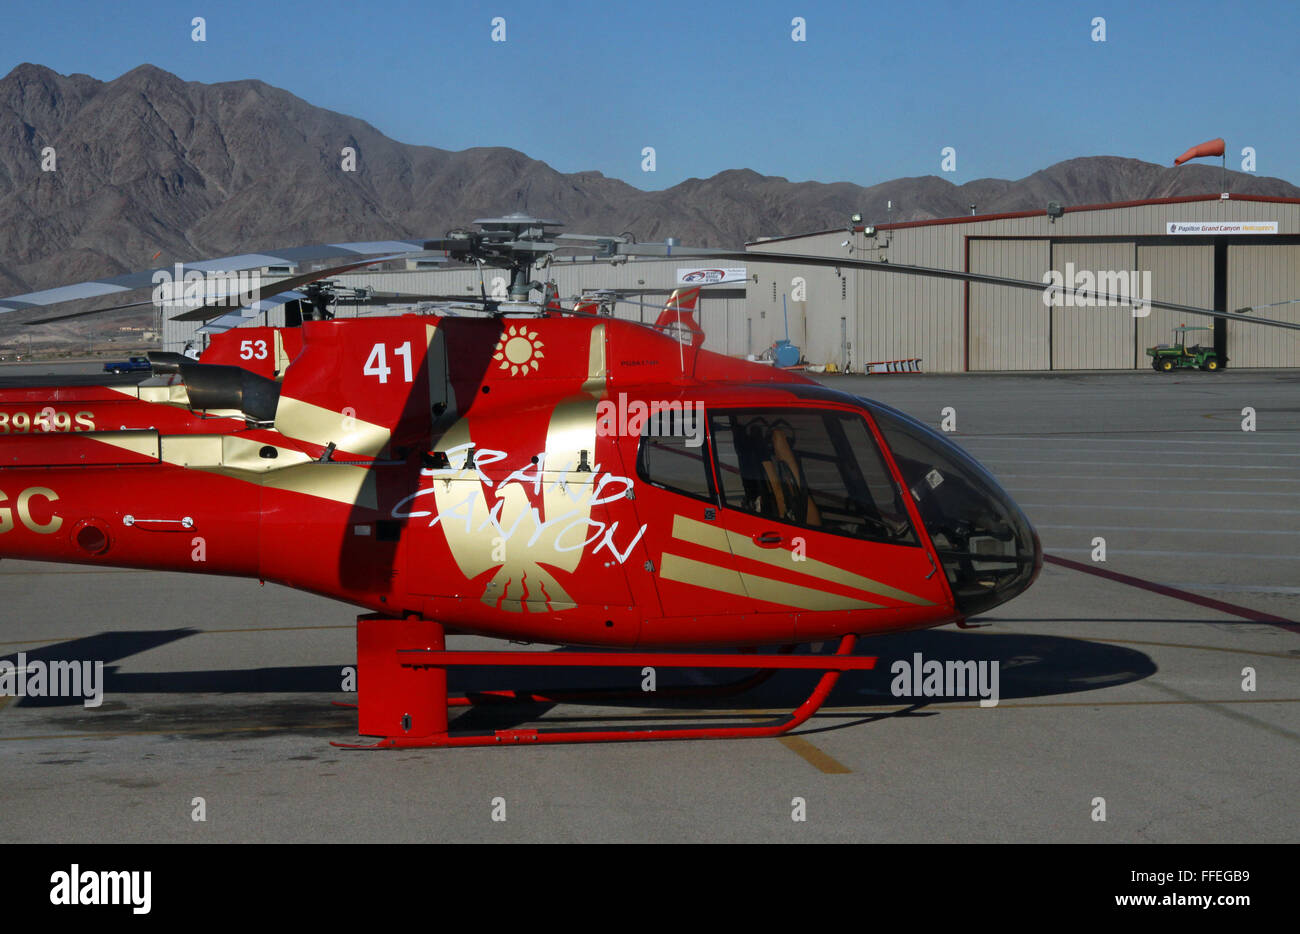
[754,531,783,548]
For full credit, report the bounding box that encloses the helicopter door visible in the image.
[615,408,797,642]
[705,407,951,634]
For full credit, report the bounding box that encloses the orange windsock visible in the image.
[1174,138,1225,165]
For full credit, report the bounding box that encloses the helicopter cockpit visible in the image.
[635,398,1040,618]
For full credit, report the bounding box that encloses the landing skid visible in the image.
[333,615,876,749]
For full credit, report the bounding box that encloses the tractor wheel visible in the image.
[1159,358,1174,372]
[1204,359,1219,371]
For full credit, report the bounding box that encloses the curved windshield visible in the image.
[866,401,1041,616]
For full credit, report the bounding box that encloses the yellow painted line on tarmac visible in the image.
[0,637,83,648]
[713,696,1300,716]
[1083,637,1299,660]
[1143,680,1300,743]
[778,735,852,774]
[737,707,852,774]
[0,570,150,576]
[0,623,353,648]
[1,697,1298,743]
[0,723,347,741]
[202,624,354,635]
[0,567,156,576]
[909,696,1300,712]
[966,630,1298,661]
[0,721,856,762]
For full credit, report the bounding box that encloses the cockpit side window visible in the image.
[635,406,714,501]
[709,409,917,545]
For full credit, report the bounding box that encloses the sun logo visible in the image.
[493,326,544,376]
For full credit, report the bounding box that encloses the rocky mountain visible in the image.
[1,61,1298,318]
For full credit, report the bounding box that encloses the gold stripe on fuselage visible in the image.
[273,396,391,458]
[669,514,931,607]
[658,551,881,611]
[90,432,377,509]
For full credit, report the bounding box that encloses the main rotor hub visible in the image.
[430,215,565,302]
[472,214,564,242]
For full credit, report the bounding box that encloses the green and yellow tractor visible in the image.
[1146,325,1223,372]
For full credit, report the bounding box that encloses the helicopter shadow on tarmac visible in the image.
[3,626,1157,741]
[441,627,1158,735]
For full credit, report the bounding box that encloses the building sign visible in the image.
[676,267,747,285]
[1167,221,1278,235]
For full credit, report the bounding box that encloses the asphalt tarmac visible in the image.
[1,363,1296,843]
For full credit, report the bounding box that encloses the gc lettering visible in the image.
[0,487,63,534]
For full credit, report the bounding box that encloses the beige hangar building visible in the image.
[744,193,1300,372]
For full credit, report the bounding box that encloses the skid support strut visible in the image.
[335,615,876,749]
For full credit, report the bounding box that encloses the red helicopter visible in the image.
[1,215,1292,749]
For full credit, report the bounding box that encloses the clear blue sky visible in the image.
[3,0,1298,190]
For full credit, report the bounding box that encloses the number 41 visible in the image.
[364,342,413,384]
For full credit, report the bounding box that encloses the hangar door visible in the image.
[1051,242,1137,369]
[1136,244,1213,367]
[968,239,1050,370]
[1227,244,1300,367]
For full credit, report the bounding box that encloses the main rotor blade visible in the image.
[353,292,497,305]
[599,294,697,314]
[169,255,410,322]
[22,298,160,325]
[1234,297,1300,314]
[197,291,307,335]
[573,280,735,298]
[611,244,1300,332]
[0,239,443,315]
